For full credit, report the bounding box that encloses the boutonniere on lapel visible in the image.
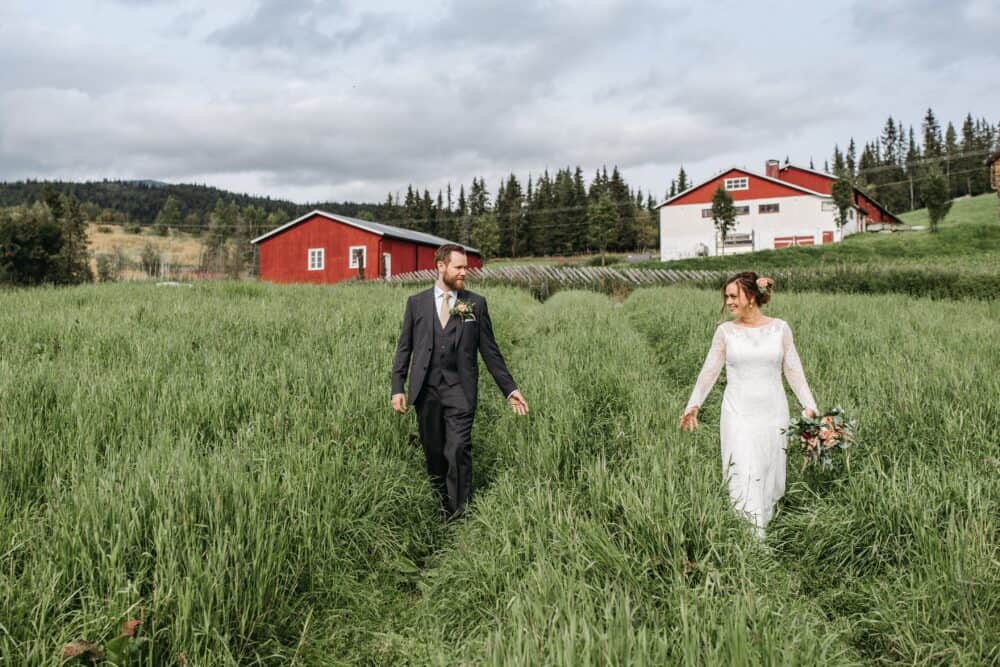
[450,299,476,322]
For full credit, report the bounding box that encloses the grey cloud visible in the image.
[852,0,999,66]
[0,31,173,95]
[165,8,207,38]
[207,0,374,52]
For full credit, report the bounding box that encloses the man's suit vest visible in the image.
[426,315,462,388]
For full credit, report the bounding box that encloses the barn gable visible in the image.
[658,167,828,208]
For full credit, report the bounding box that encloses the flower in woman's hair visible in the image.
[756,276,774,293]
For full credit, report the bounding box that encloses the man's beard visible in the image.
[443,274,464,291]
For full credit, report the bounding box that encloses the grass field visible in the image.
[86,224,206,276]
[631,193,999,272]
[1,282,997,664]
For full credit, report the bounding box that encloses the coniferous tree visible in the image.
[456,185,469,244]
[960,113,978,195]
[832,145,846,175]
[846,138,857,178]
[42,183,64,222]
[382,192,398,223]
[944,122,959,197]
[58,194,92,284]
[587,191,617,265]
[922,108,942,160]
[421,189,435,235]
[677,166,689,192]
[905,127,921,210]
[608,166,635,250]
[496,174,524,256]
[571,167,588,253]
[469,178,489,216]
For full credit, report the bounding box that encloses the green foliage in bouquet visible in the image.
[785,407,856,472]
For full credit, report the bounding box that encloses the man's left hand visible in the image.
[508,390,529,416]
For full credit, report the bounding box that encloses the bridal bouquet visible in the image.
[785,407,856,471]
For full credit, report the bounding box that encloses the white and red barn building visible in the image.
[251,210,482,284]
[658,160,903,260]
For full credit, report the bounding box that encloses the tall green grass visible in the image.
[1,283,997,664]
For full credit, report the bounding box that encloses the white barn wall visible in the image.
[659,195,861,260]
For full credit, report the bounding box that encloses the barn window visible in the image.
[701,208,714,218]
[724,177,748,191]
[308,248,324,271]
[821,201,837,211]
[349,246,367,269]
[758,203,780,214]
[734,205,750,216]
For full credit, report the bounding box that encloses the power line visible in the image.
[81,162,991,236]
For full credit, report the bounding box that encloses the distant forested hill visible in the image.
[0,179,383,227]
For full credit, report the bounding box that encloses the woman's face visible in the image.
[724,282,754,319]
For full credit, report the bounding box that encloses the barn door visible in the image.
[381,253,391,278]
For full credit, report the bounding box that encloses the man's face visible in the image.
[437,251,468,291]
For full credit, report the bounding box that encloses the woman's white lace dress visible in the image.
[685,319,817,533]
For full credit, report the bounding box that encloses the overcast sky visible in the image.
[2,0,997,205]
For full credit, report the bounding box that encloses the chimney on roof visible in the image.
[765,159,780,179]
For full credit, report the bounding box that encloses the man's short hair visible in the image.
[435,244,466,267]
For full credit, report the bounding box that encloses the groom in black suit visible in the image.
[391,244,528,519]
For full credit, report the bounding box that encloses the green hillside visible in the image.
[632,193,999,272]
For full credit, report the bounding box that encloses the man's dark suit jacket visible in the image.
[391,288,517,408]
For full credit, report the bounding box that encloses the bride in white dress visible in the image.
[679,273,817,538]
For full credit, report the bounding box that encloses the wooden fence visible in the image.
[384,265,727,290]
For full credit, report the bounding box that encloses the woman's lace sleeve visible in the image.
[781,321,818,412]
[685,325,726,411]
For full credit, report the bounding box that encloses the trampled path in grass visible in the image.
[1,283,997,664]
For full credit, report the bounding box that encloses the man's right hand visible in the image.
[391,393,407,414]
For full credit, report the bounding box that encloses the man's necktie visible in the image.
[438,292,451,328]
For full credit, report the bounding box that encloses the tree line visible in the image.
[2,107,995,272]
[828,109,997,213]
[0,180,368,230]
[0,185,90,285]
[378,166,659,260]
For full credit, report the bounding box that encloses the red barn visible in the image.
[251,210,482,284]
[658,159,904,260]
[771,162,903,227]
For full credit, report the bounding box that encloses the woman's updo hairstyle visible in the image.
[722,271,775,307]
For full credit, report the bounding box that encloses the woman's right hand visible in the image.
[679,406,699,432]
